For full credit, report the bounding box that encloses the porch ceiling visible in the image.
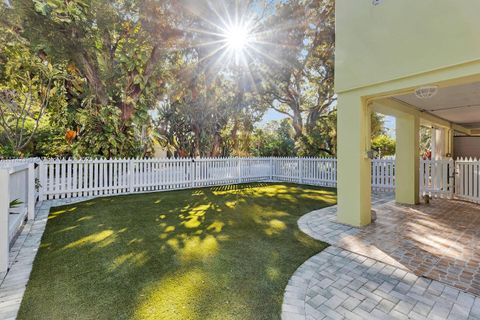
[395,81,480,126]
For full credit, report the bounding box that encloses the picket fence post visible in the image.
[27,163,35,220]
[190,159,195,188]
[237,158,242,183]
[448,158,455,199]
[39,161,46,201]
[299,158,304,184]
[269,157,273,181]
[128,159,134,193]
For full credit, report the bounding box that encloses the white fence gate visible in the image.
[420,158,455,199]
[420,157,480,203]
[455,158,480,203]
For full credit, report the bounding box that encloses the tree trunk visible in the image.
[77,52,108,106]
[292,106,303,140]
[210,132,222,157]
[230,118,239,154]
[192,124,201,158]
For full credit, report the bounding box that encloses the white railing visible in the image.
[455,157,480,203]
[0,163,36,273]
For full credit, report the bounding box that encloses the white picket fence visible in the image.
[419,157,480,204]
[271,157,337,187]
[3,156,479,203]
[420,158,455,199]
[371,159,395,192]
[34,157,399,200]
[0,158,40,168]
[455,158,480,203]
[38,158,269,200]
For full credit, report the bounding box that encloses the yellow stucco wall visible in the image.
[335,0,480,93]
[335,0,480,226]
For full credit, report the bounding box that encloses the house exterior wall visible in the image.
[335,0,480,226]
[454,136,480,159]
[335,0,480,93]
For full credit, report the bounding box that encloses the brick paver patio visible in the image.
[284,195,480,319]
[283,246,480,320]
[350,199,480,296]
[302,196,480,296]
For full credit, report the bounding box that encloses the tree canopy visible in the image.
[0,0,392,158]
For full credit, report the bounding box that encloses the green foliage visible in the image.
[256,0,335,155]
[9,198,23,208]
[420,126,432,155]
[372,134,396,157]
[250,119,296,157]
[0,18,67,156]
[29,126,71,157]
[296,109,337,157]
[0,0,389,159]
[371,112,387,138]
[12,0,182,157]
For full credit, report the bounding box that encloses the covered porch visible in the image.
[337,70,480,227]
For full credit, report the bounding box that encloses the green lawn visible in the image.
[18,183,336,320]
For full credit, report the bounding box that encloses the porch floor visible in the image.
[301,194,480,296]
[352,198,480,296]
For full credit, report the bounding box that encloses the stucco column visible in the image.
[337,93,372,226]
[395,114,420,204]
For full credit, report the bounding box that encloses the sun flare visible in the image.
[224,24,250,51]
[184,2,278,72]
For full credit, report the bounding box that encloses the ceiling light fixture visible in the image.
[415,85,439,99]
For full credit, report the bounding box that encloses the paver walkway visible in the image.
[283,195,480,319]
[283,247,480,320]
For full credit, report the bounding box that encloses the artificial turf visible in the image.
[18,183,336,320]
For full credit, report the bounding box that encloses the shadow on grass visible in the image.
[18,183,336,320]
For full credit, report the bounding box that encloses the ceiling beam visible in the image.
[370,98,473,135]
